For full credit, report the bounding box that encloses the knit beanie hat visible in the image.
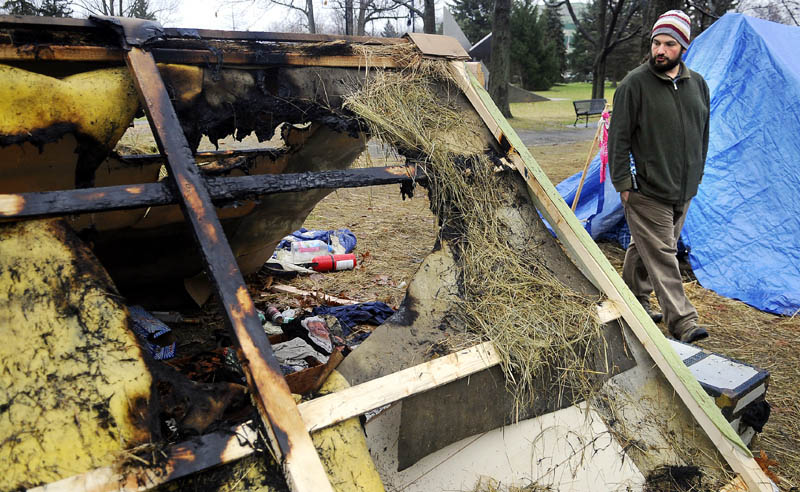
[651,10,691,49]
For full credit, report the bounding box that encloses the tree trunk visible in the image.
[306,0,316,33]
[357,0,367,35]
[591,50,608,99]
[423,0,435,33]
[489,0,512,117]
[345,0,354,34]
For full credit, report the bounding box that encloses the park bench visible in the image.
[573,98,607,127]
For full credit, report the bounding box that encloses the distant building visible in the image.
[559,2,588,52]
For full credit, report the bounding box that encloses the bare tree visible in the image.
[259,0,317,32]
[549,0,642,99]
[74,0,178,23]
[330,0,406,35]
[389,0,436,33]
[739,0,799,25]
[356,0,406,35]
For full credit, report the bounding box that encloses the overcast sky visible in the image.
[170,0,418,33]
[172,1,271,30]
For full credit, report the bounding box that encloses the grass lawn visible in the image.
[509,82,617,131]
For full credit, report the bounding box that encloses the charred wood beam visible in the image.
[0,15,95,29]
[0,45,124,62]
[0,15,407,46]
[0,166,425,220]
[123,45,333,491]
[149,47,399,68]
[120,147,286,166]
[0,45,399,67]
[162,27,407,45]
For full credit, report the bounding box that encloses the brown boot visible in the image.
[641,302,663,323]
[677,323,709,344]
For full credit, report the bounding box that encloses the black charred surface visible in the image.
[75,135,114,188]
[161,27,404,45]
[645,465,703,492]
[149,361,248,437]
[175,67,364,151]
[206,166,425,203]
[0,166,422,220]
[0,122,78,150]
[389,294,420,327]
[88,15,165,49]
[298,41,355,57]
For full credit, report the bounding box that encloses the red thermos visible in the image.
[310,254,357,272]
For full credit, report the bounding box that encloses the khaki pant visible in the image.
[622,191,698,336]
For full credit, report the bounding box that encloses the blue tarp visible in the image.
[556,14,800,315]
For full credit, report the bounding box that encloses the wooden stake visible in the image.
[571,121,603,212]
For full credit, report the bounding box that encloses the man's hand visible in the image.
[620,190,630,203]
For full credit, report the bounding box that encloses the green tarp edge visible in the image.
[466,72,751,457]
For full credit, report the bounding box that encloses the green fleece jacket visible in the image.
[608,61,710,204]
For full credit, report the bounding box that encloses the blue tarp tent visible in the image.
[557,13,800,315]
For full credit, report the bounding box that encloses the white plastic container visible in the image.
[290,240,331,263]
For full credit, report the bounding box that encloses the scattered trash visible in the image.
[128,305,177,360]
[164,347,246,385]
[272,338,328,375]
[290,239,332,263]
[265,305,284,324]
[277,227,357,254]
[281,308,298,323]
[320,314,345,342]
[221,347,246,383]
[267,228,359,275]
[262,321,283,336]
[312,302,396,342]
[301,316,333,353]
[310,253,357,272]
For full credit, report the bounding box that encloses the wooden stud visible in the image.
[298,342,501,432]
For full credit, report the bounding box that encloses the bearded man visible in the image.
[608,10,711,343]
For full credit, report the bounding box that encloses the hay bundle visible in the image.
[343,61,605,408]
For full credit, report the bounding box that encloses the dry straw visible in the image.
[343,59,605,411]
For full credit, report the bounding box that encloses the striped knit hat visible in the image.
[652,10,691,49]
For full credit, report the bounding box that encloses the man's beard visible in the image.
[649,54,681,73]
